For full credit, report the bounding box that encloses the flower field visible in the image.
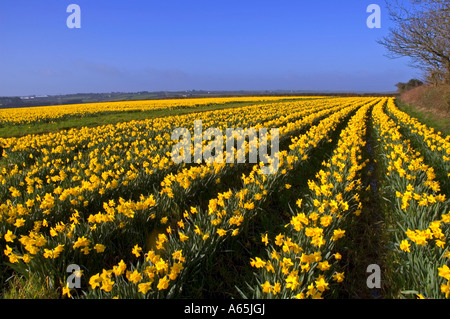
[0,96,448,299]
[0,96,314,126]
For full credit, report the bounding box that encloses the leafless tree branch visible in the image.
[379,0,450,84]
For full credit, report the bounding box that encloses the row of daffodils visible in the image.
[246,99,376,299]
[372,98,449,299]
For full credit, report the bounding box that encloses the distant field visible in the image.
[0,96,448,299]
[0,96,323,137]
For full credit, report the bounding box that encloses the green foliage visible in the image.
[2,273,59,299]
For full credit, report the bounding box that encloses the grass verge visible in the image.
[2,274,59,299]
[396,99,449,136]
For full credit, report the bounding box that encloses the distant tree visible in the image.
[395,78,424,93]
[379,0,450,84]
[66,99,84,104]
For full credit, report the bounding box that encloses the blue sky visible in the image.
[0,0,420,96]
